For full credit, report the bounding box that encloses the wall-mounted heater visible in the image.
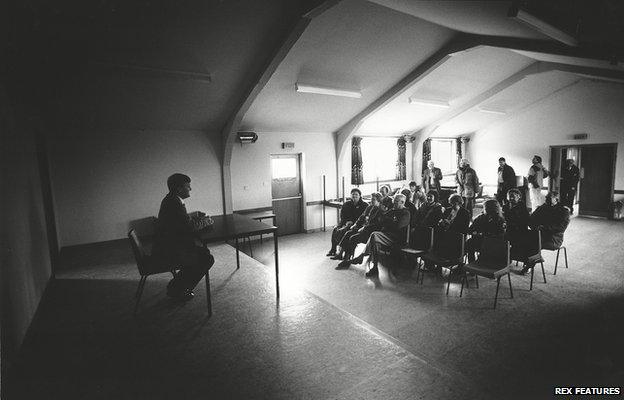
[237,131,258,144]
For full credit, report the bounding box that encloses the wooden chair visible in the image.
[128,229,212,315]
[461,237,513,309]
[511,229,545,290]
[421,230,465,294]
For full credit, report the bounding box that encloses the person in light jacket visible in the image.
[455,158,479,219]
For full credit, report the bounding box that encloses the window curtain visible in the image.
[456,137,463,168]
[351,136,364,185]
[422,138,431,174]
[396,138,406,181]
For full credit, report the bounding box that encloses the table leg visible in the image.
[235,237,240,269]
[206,269,212,316]
[274,231,280,300]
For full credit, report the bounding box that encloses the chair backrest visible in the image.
[128,229,148,275]
[410,226,434,251]
[478,237,510,267]
[433,230,464,261]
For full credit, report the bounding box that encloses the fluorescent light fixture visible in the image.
[509,7,578,47]
[477,107,507,115]
[295,83,361,98]
[408,97,450,108]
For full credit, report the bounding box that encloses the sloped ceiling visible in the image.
[240,0,455,133]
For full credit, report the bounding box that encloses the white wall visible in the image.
[49,130,222,247]
[230,132,338,230]
[467,80,624,200]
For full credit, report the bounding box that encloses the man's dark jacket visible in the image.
[442,207,470,234]
[561,165,580,188]
[498,164,516,194]
[503,202,530,235]
[380,208,411,241]
[339,199,368,226]
[530,204,570,249]
[153,193,208,263]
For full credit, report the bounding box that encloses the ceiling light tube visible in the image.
[408,97,450,108]
[295,83,361,98]
[509,8,578,47]
[477,107,507,115]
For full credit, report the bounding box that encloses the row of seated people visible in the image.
[326,187,570,278]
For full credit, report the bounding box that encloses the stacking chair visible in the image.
[511,229,545,290]
[547,244,568,275]
[400,226,434,281]
[420,230,465,294]
[461,237,513,309]
[128,229,212,315]
[377,225,411,268]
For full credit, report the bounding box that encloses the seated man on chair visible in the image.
[414,190,444,228]
[335,192,384,264]
[347,194,411,278]
[465,200,506,263]
[153,173,215,301]
[530,191,570,251]
[438,194,470,234]
[327,188,368,257]
[400,188,418,226]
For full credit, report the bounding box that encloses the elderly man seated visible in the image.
[345,194,411,278]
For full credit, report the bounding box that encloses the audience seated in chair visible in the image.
[346,194,410,278]
[530,191,570,274]
[408,181,426,208]
[152,173,215,301]
[438,194,470,234]
[465,199,506,263]
[327,188,368,257]
[502,188,531,263]
[413,190,444,228]
[401,188,418,226]
[333,192,383,262]
[379,185,394,211]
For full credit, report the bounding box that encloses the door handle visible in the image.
[273,196,302,201]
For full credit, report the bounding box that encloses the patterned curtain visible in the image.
[396,138,406,181]
[456,137,463,168]
[351,136,364,185]
[422,138,431,174]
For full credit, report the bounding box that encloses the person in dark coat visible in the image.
[345,194,411,277]
[153,173,215,300]
[401,188,418,226]
[422,160,442,193]
[379,185,394,211]
[530,191,570,250]
[408,181,426,208]
[327,188,368,257]
[438,194,470,234]
[496,157,516,205]
[465,199,506,262]
[560,159,580,213]
[503,188,531,261]
[335,193,384,266]
[414,190,444,228]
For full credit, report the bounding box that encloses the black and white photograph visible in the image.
[1,0,623,398]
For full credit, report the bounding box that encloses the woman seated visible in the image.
[438,194,470,234]
[465,199,506,262]
[333,193,383,262]
[413,190,444,228]
[400,188,418,226]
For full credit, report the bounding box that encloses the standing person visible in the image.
[497,157,516,205]
[455,158,480,218]
[422,160,442,193]
[527,155,549,211]
[326,188,368,257]
[347,194,411,278]
[560,159,580,213]
[153,173,215,301]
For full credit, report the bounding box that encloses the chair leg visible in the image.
[460,272,467,297]
[205,270,212,317]
[446,270,452,295]
[554,248,560,275]
[563,246,569,269]
[530,264,534,291]
[541,262,547,283]
[507,273,513,299]
[494,277,501,309]
[134,276,147,315]
[475,274,479,288]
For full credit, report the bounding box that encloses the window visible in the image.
[430,139,457,175]
[360,137,398,182]
[271,158,297,179]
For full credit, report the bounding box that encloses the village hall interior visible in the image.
[2,1,624,399]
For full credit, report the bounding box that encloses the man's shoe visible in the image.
[349,255,364,265]
[326,249,336,257]
[365,266,379,278]
[168,289,195,301]
[335,260,351,270]
[330,253,343,260]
